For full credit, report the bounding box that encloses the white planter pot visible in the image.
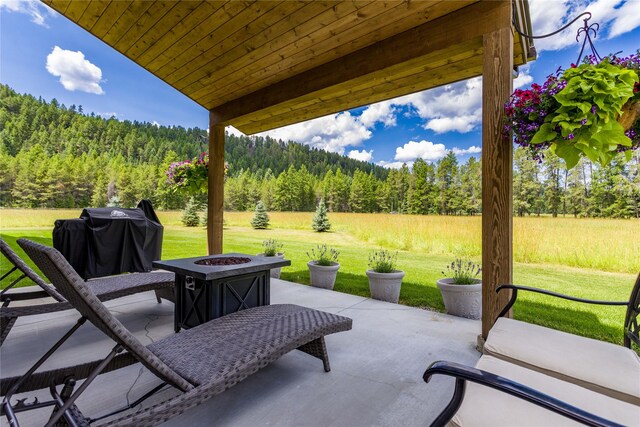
[256,253,285,279]
[436,278,482,320]
[307,261,340,290]
[366,270,405,303]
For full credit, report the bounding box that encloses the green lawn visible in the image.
[1,216,635,346]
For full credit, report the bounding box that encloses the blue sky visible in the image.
[1,0,639,168]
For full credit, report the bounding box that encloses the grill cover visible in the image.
[53,200,163,279]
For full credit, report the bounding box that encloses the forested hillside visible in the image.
[1,84,639,217]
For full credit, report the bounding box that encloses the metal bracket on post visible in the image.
[185,276,195,291]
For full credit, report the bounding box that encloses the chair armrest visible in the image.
[423,361,623,427]
[495,285,628,319]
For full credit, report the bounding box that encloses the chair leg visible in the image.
[154,288,175,304]
[297,337,331,372]
[0,316,17,347]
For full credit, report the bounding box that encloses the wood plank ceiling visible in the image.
[44,0,535,134]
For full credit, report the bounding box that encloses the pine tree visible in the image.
[564,158,588,218]
[349,170,367,212]
[312,198,331,232]
[181,197,200,227]
[409,158,434,214]
[251,200,270,229]
[459,157,481,215]
[106,195,121,207]
[544,153,564,217]
[513,148,543,216]
[436,152,459,215]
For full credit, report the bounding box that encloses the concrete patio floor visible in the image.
[1,279,481,426]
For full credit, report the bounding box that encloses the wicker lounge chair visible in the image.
[0,238,175,346]
[4,239,352,426]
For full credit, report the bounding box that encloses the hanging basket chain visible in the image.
[575,18,602,64]
[511,6,592,40]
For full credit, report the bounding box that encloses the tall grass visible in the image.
[225,212,638,274]
[1,209,638,273]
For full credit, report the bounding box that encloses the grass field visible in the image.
[1,209,638,345]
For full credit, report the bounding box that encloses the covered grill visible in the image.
[53,200,163,279]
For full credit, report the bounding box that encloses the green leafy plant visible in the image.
[262,239,283,257]
[442,259,481,285]
[307,244,339,266]
[505,52,640,169]
[368,249,398,273]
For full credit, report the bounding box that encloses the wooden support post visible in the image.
[207,114,225,255]
[481,3,513,339]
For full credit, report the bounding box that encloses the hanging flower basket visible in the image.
[504,52,640,169]
[165,153,228,194]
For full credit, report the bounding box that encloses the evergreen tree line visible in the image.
[225,152,640,218]
[1,84,638,217]
[0,84,387,176]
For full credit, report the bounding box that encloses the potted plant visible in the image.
[437,259,482,320]
[504,52,640,169]
[257,239,285,279]
[306,244,340,290]
[366,250,404,303]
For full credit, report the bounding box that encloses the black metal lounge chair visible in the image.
[422,272,640,427]
[4,239,352,426]
[0,238,175,346]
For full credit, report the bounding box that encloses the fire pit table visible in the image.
[153,253,290,332]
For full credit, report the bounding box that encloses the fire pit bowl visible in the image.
[194,256,252,266]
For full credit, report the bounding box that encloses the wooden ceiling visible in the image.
[44,0,535,134]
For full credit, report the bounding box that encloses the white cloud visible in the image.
[376,160,408,169]
[513,67,534,89]
[387,140,481,167]
[226,126,246,137]
[255,98,404,154]
[0,0,56,26]
[46,46,104,94]
[395,77,483,134]
[358,100,396,128]
[348,149,373,162]
[256,112,371,155]
[608,0,640,38]
[424,115,481,134]
[395,140,447,162]
[452,146,482,156]
[96,111,117,118]
[528,0,640,52]
[151,120,160,127]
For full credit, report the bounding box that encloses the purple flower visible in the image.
[567,133,575,140]
[591,105,597,114]
[580,118,587,125]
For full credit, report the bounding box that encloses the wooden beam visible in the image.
[207,116,225,255]
[210,1,512,125]
[481,2,513,339]
[236,48,483,134]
